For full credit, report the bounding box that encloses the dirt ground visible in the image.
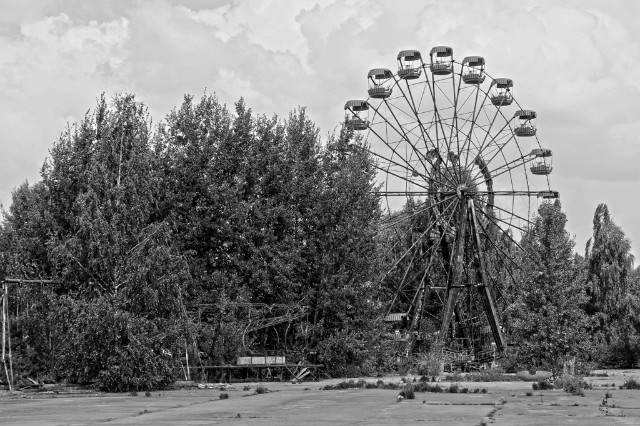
[1,370,639,425]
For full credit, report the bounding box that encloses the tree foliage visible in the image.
[506,200,589,376]
[0,92,384,388]
[584,203,639,367]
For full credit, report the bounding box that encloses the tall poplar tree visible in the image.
[585,203,638,367]
[507,200,588,377]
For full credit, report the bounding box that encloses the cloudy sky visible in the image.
[1,0,639,260]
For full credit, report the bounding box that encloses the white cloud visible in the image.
[1,0,640,259]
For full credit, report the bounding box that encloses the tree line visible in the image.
[1,93,638,390]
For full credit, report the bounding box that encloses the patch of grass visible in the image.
[128,391,138,397]
[144,391,151,397]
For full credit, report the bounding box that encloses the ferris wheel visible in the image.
[343,46,558,361]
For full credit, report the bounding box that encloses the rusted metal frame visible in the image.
[437,195,468,345]
[468,198,505,352]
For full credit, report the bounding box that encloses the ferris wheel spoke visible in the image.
[368,104,457,189]
[379,203,434,232]
[374,160,432,192]
[365,123,435,186]
[474,211,522,271]
[471,149,533,183]
[474,206,526,252]
[450,71,465,164]
[482,154,536,181]
[460,89,491,169]
[428,77,459,180]
[381,96,455,185]
[469,106,515,169]
[396,77,442,161]
[474,198,532,231]
[379,198,457,281]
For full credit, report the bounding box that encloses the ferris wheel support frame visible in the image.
[344,46,557,360]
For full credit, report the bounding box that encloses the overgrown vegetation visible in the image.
[0,93,383,390]
[620,378,640,390]
[1,91,639,392]
[321,379,487,394]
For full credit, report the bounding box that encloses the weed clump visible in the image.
[620,378,640,390]
[399,384,415,399]
[555,375,587,396]
[255,386,268,394]
[532,380,553,391]
[219,392,229,399]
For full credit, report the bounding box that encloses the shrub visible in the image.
[526,391,533,396]
[481,388,488,393]
[515,370,553,382]
[413,382,442,393]
[532,383,539,391]
[621,378,640,390]
[537,380,553,390]
[413,351,443,377]
[255,386,267,394]
[448,383,459,393]
[555,375,585,395]
[219,393,229,399]
[50,298,177,392]
[402,384,415,399]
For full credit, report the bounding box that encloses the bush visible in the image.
[536,380,553,390]
[413,352,442,377]
[219,392,229,399]
[555,375,585,395]
[515,370,552,382]
[255,386,267,394]
[402,384,415,399]
[47,297,178,392]
[414,382,443,393]
[448,383,459,393]
[620,378,640,390]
